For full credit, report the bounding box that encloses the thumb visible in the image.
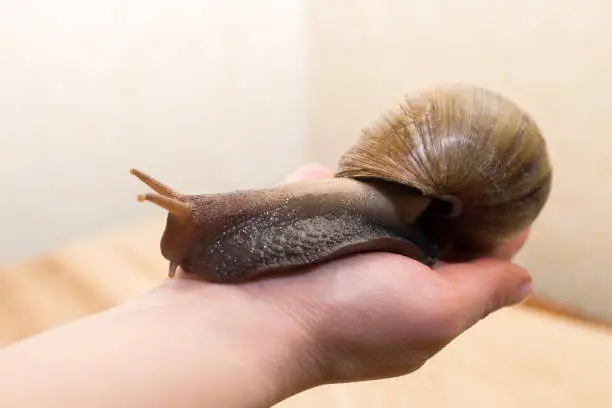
[437,259,533,329]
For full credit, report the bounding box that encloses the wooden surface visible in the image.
[1,219,612,407]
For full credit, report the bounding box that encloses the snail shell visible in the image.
[336,84,552,262]
[131,84,552,282]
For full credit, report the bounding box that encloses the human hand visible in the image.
[240,163,533,386]
[0,164,534,408]
[119,163,534,406]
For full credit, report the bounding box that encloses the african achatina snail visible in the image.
[131,84,552,283]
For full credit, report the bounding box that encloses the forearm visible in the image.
[0,279,318,408]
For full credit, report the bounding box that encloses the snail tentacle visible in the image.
[136,193,191,221]
[130,168,181,198]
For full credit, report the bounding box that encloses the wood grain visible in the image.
[0,218,611,407]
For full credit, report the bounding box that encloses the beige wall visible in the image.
[0,1,308,263]
[2,0,610,321]
[306,0,612,320]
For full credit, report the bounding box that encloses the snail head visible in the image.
[130,168,199,276]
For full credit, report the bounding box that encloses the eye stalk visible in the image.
[130,169,192,222]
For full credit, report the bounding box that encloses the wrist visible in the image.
[129,277,323,406]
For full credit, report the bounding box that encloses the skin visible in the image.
[0,164,533,408]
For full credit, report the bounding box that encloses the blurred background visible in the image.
[0,0,308,263]
[1,0,611,341]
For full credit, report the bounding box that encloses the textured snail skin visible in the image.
[130,172,438,282]
[131,84,552,282]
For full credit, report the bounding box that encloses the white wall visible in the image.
[305,0,612,321]
[0,1,308,263]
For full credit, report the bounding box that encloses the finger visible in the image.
[492,226,531,260]
[437,258,533,328]
[283,163,334,183]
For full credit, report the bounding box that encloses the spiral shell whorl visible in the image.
[335,84,552,261]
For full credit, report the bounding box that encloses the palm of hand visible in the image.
[237,164,532,385]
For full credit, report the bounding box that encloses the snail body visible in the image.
[132,84,552,282]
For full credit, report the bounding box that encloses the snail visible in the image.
[131,84,552,283]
